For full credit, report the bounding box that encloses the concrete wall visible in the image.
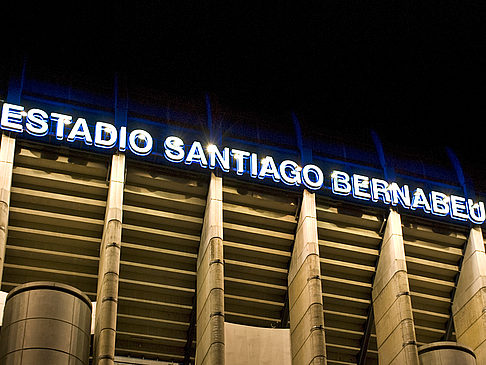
[225,322,291,365]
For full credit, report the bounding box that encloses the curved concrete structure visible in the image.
[0,281,92,365]
[418,342,476,365]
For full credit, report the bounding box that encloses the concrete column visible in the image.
[372,209,419,365]
[195,172,225,365]
[452,226,486,363]
[288,190,326,365]
[0,134,15,286]
[94,153,125,365]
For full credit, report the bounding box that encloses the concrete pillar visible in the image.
[0,134,15,286]
[288,189,326,365]
[452,226,486,363]
[94,153,125,365]
[195,172,225,365]
[372,209,419,365]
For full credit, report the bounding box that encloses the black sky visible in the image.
[8,2,486,189]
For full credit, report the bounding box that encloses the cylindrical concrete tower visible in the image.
[0,282,92,365]
[418,341,476,365]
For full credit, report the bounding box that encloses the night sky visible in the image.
[8,2,486,191]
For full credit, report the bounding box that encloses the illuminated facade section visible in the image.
[1,102,484,225]
[330,170,485,224]
[163,136,323,189]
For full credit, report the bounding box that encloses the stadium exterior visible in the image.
[0,62,485,365]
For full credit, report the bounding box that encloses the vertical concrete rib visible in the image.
[453,226,486,363]
[94,153,125,365]
[288,190,326,365]
[0,134,15,286]
[372,209,419,365]
[196,172,225,365]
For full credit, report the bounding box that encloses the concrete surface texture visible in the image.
[94,153,126,365]
[225,322,291,365]
[372,209,419,365]
[288,190,327,364]
[196,173,225,365]
[453,226,486,365]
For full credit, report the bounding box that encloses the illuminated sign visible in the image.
[1,103,484,224]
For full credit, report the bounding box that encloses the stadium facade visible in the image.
[0,60,485,365]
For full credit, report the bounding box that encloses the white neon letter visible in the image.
[468,199,485,224]
[164,136,185,162]
[352,174,371,200]
[67,118,93,145]
[208,145,230,172]
[128,129,153,156]
[1,103,24,132]
[26,108,49,136]
[258,156,281,182]
[279,160,302,186]
[389,182,411,208]
[185,141,208,168]
[250,153,258,178]
[94,122,118,149]
[371,178,391,204]
[430,191,449,216]
[52,113,72,140]
[331,170,351,196]
[411,188,431,212]
[119,126,127,151]
[450,195,468,221]
[302,164,324,190]
[231,149,250,175]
